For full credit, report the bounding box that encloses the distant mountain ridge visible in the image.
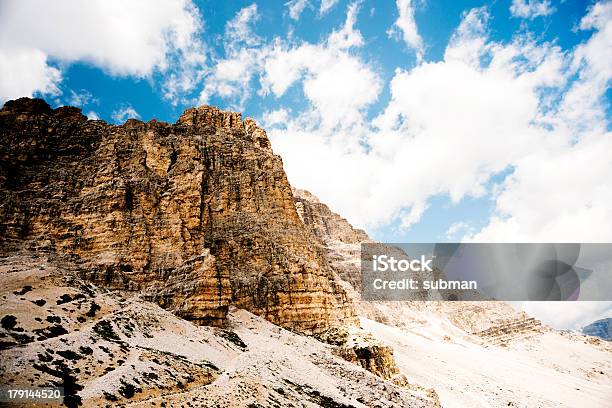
[583,318,612,341]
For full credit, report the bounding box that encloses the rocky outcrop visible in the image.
[335,342,402,382]
[293,188,370,290]
[473,316,544,346]
[0,97,356,334]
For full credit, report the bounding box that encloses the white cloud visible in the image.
[320,0,339,16]
[387,0,424,59]
[192,1,611,249]
[328,2,364,49]
[261,2,379,130]
[199,4,263,109]
[510,0,555,19]
[202,1,379,119]
[271,7,568,230]
[444,7,490,67]
[0,0,205,103]
[261,108,290,128]
[0,48,61,102]
[469,2,612,242]
[286,0,310,20]
[269,2,611,243]
[445,222,474,240]
[67,89,97,107]
[111,104,140,123]
[224,3,260,48]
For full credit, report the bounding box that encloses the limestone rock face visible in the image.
[0,98,356,334]
[293,188,370,290]
[473,316,544,346]
[293,188,369,245]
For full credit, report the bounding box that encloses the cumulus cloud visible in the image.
[328,2,364,49]
[202,1,378,118]
[0,0,206,103]
[261,2,379,131]
[191,0,611,248]
[199,3,263,110]
[0,48,61,102]
[261,108,291,128]
[387,0,424,59]
[319,0,339,16]
[111,103,140,123]
[469,2,612,242]
[286,0,310,20]
[269,6,569,230]
[269,2,612,248]
[510,0,555,19]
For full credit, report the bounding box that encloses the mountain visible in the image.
[0,97,355,333]
[583,318,612,341]
[1,98,610,407]
[0,98,438,407]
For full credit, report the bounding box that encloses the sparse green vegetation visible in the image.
[1,315,17,330]
[57,349,82,360]
[118,379,141,399]
[85,301,101,317]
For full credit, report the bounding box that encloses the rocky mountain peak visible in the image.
[176,105,272,153]
[0,98,355,334]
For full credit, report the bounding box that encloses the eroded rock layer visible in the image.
[0,98,356,334]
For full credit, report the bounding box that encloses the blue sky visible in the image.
[0,0,610,245]
[0,0,611,329]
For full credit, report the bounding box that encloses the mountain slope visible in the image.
[0,254,439,407]
[0,98,438,407]
[293,188,612,407]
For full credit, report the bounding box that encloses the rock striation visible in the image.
[0,98,356,334]
[293,188,370,290]
[473,316,544,346]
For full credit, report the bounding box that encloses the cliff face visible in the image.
[293,188,370,245]
[0,98,356,334]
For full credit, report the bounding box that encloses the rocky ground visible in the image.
[0,255,439,407]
